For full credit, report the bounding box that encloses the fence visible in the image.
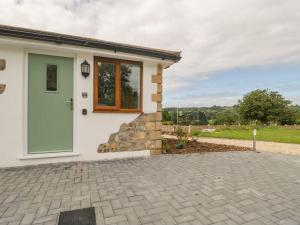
[162,124,300,134]
[162,125,221,134]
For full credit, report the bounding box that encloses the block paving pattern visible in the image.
[0,152,300,225]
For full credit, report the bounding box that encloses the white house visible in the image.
[0,25,181,167]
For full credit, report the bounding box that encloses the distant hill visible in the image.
[163,105,300,125]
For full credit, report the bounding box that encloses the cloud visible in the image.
[165,95,242,108]
[164,91,243,107]
[289,96,300,105]
[1,0,300,105]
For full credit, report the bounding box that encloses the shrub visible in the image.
[175,128,188,149]
[175,128,188,141]
[162,121,174,125]
[175,140,185,149]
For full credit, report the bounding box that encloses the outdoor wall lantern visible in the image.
[81,60,90,78]
[0,59,5,71]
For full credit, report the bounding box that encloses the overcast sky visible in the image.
[1,0,300,107]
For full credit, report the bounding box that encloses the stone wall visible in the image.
[97,64,164,155]
[97,112,162,154]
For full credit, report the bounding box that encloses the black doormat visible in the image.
[58,207,96,225]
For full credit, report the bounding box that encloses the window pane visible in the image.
[46,64,57,91]
[98,62,116,106]
[121,63,141,109]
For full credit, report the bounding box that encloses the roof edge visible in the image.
[0,24,181,62]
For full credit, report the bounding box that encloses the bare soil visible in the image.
[163,138,251,154]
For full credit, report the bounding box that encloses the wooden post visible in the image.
[253,129,257,151]
[176,107,179,128]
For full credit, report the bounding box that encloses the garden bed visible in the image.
[163,138,251,154]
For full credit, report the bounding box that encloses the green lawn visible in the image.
[193,126,300,144]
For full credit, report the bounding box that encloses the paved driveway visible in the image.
[0,152,300,225]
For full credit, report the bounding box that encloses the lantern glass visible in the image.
[82,65,88,73]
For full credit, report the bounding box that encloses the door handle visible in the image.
[65,98,73,110]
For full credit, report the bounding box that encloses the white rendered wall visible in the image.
[0,43,160,167]
[0,46,24,167]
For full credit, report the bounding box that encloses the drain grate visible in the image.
[57,207,96,225]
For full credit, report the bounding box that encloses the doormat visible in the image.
[57,207,96,225]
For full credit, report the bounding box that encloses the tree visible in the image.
[192,111,208,125]
[237,89,293,125]
[162,110,172,122]
[214,109,239,125]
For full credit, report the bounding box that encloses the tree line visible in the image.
[163,89,300,126]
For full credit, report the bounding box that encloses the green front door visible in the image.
[28,53,73,154]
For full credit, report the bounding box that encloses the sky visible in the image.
[1,0,300,107]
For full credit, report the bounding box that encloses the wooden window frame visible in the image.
[94,56,143,113]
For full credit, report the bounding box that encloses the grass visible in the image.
[192,126,300,144]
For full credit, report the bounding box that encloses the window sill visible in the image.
[19,152,80,160]
[93,110,143,114]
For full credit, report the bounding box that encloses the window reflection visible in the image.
[121,63,141,109]
[98,62,116,106]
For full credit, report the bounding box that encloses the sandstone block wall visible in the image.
[98,113,162,154]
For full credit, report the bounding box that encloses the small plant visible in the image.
[175,128,188,141]
[175,128,188,149]
[175,140,185,149]
[162,138,171,153]
[162,121,174,125]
